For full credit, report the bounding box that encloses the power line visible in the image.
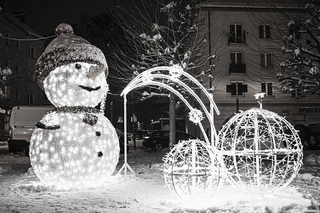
[0,33,56,41]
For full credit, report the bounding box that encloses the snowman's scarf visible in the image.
[36,106,101,130]
[55,106,100,114]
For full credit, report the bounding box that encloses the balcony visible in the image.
[228,31,246,44]
[229,63,246,73]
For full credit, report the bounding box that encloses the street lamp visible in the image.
[253,92,266,108]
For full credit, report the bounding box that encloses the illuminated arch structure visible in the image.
[118,65,223,201]
[118,65,303,201]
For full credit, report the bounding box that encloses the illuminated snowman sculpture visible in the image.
[30,23,119,189]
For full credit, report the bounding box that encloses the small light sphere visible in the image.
[217,107,303,194]
[163,139,223,202]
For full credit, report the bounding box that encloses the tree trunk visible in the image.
[169,93,176,149]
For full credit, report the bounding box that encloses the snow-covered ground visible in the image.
[0,140,320,213]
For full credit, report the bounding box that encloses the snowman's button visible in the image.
[97,151,103,157]
[75,63,81,69]
[96,131,101,136]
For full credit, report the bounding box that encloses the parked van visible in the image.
[8,105,54,156]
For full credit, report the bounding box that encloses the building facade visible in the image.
[0,9,47,139]
[193,0,320,135]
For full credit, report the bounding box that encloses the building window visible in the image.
[229,24,245,43]
[227,81,247,95]
[231,52,242,64]
[230,52,246,73]
[17,40,22,52]
[4,86,10,99]
[259,25,270,39]
[261,83,273,96]
[27,93,34,104]
[16,89,21,102]
[15,64,22,76]
[5,33,11,45]
[28,46,35,59]
[260,54,272,67]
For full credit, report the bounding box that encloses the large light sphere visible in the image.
[43,62,108,107]
[30,113,119,189]
[217,107,303,194]
[163,139,222,202]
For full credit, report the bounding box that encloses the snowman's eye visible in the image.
[75,63,81,69]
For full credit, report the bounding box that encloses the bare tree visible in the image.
[105,0,215,91]
[0,65,11,98]
[103,0,215,147]
[0,38,12,98]
[278,0,320,98]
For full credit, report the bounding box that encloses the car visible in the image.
[142,130,195,151]
[8,105,54,156]
[131,130,148,140]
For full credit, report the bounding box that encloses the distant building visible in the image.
[0,9,47,139]
[192,0,320,136]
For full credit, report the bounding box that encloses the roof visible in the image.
[0,9,43,38]
[200,0,306,10]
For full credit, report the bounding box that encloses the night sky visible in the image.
[2,0,116,36]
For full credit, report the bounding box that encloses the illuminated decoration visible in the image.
[217,106,303,194]
[188,108,204,124]
[43,62,108,107]
[121,65,220,146]
[163,139,222,202]
[120,65,222,201]
[169,64,183,78]
[30,23,119,189]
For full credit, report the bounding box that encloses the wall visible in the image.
[192,2,320,135]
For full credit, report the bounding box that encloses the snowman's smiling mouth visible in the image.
[79,85,101,92]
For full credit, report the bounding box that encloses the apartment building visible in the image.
[193,0,320,132]
[0,9,46,139]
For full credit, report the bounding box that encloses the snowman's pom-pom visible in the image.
[55,23,74,36]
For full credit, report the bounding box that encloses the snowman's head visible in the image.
[43,62,108,107]
[35,23,109,107]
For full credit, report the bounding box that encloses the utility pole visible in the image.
[169,93,176,149]
[236,81,239,113]
[226,81,248,113]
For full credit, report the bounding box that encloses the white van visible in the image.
[8,105,54,156]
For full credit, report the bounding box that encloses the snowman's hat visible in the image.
[35,23,108,90]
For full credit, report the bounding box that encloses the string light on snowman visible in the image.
[30,23,119,189]
[217,92,303,194]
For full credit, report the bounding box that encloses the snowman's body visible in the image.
[30,61,119,188]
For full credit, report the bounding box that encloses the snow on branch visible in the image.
[104,0,215,92]
[278,1,320,97]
